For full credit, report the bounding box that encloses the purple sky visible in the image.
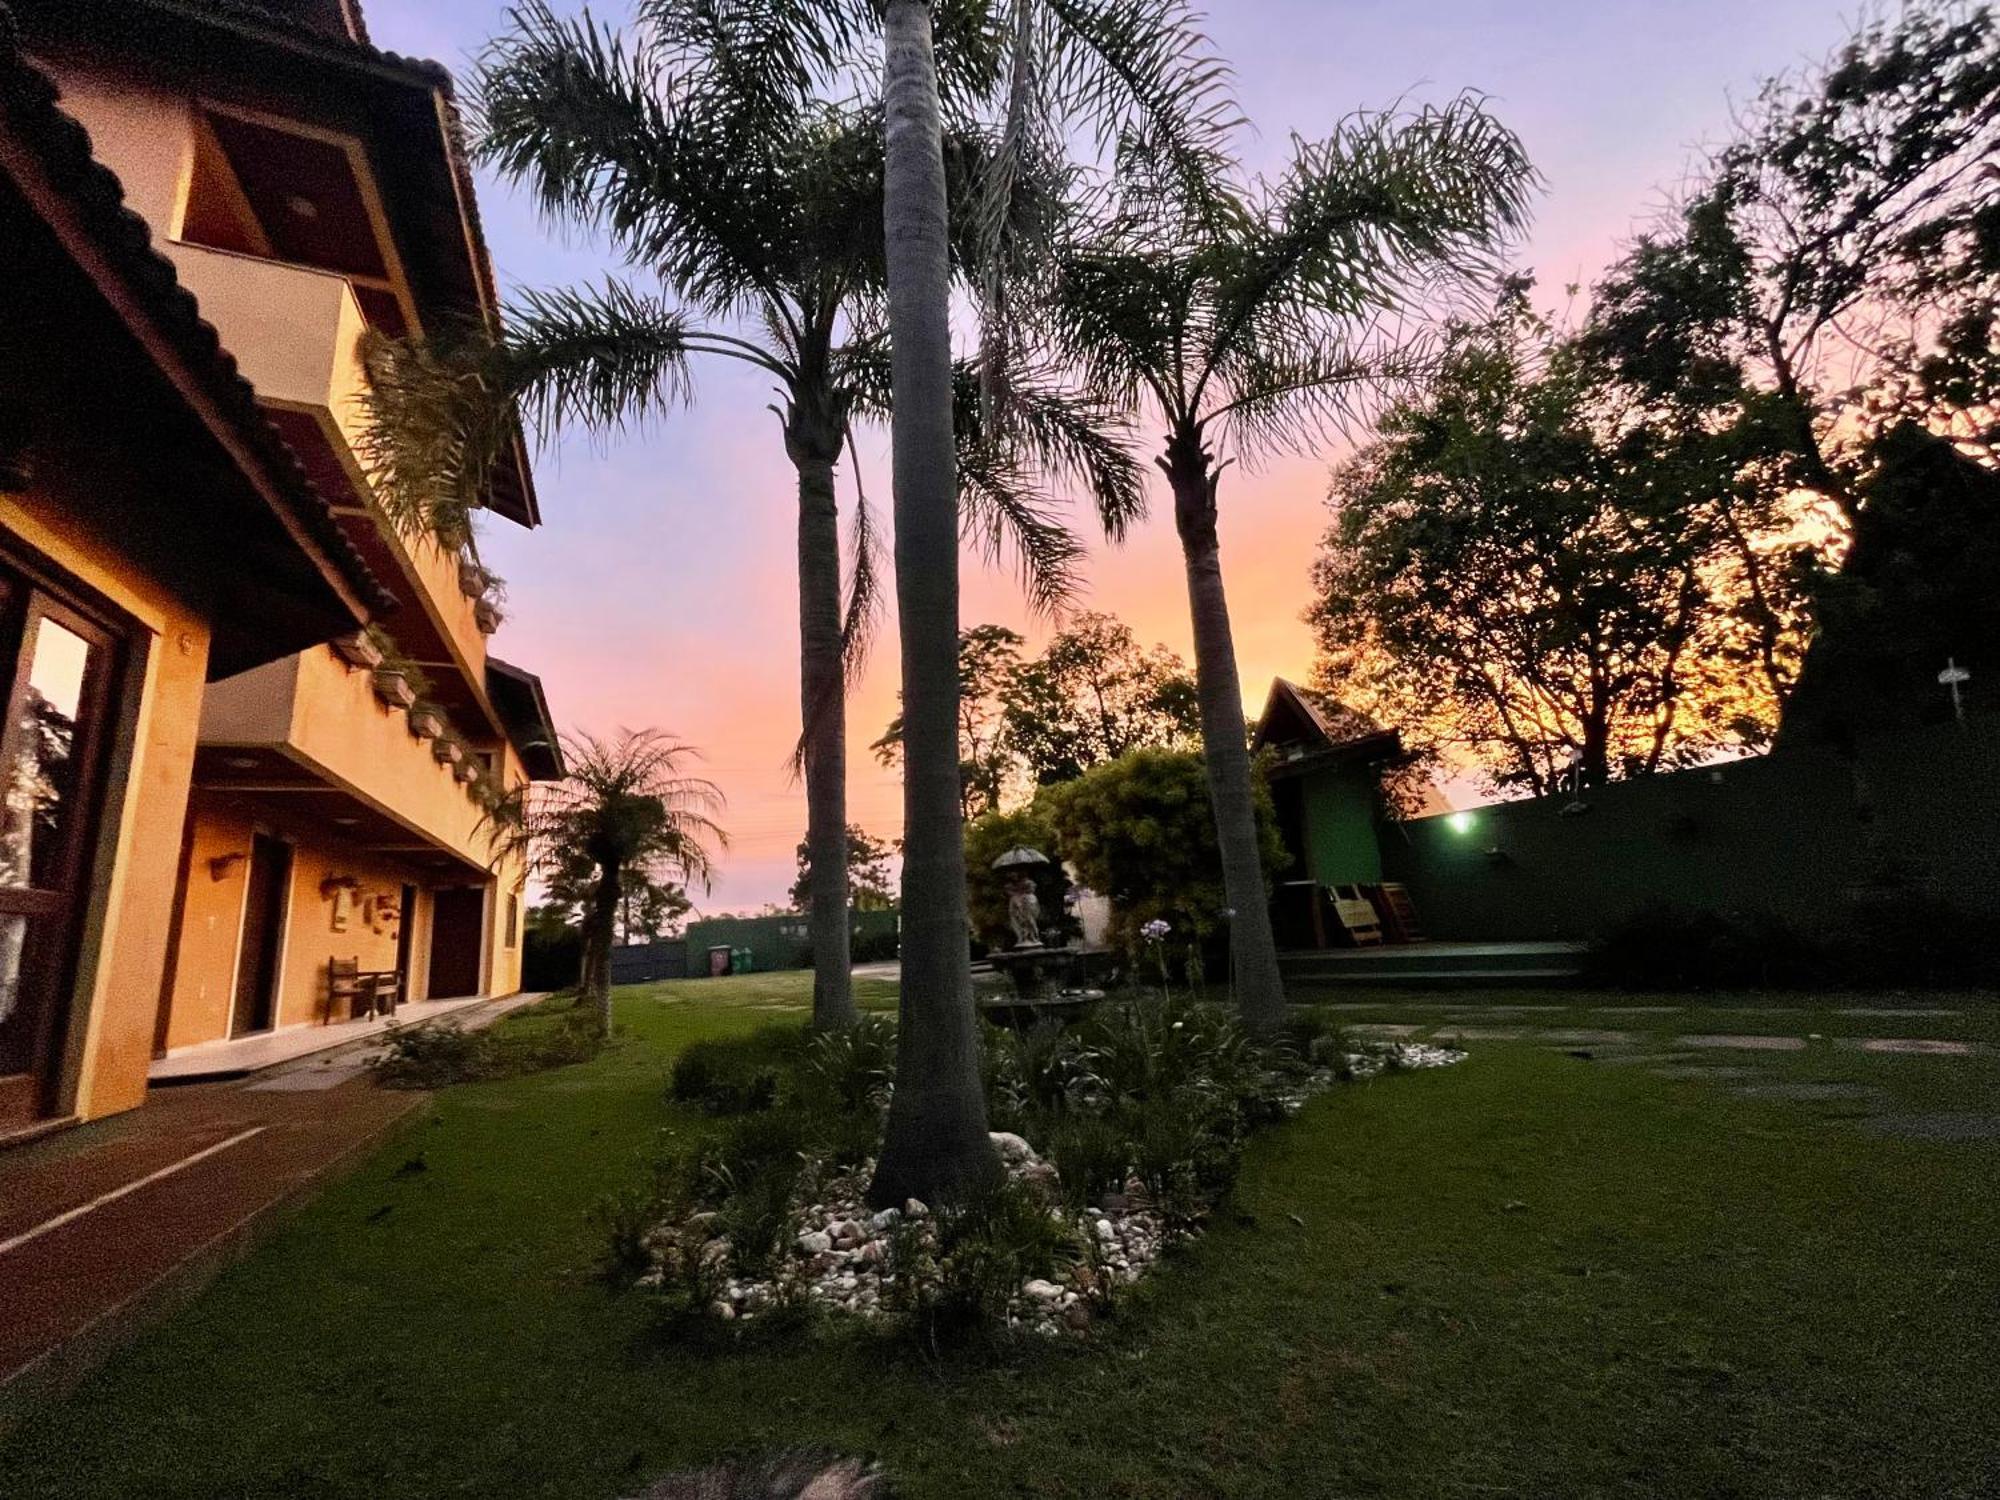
[366,0,1855,913]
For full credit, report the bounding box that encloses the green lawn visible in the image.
[5,975,1996,1499]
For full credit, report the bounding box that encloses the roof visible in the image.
[485,657,565,781]
[1252,679,1403,770]
[0,3,395,636]
[12,0,541,528]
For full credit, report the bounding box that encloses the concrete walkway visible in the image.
[0,992,546,1419]
[149,991,519,1083]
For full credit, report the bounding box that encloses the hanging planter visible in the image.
[372,667,417,710]
[409,706,447,741]
[333,632,383,670]
[432,736,463,766]
[474,597,503,635]
[454,757,480,784]
[457,557,487,598]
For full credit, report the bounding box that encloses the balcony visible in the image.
[161,242,500,733]
[194,643,499,876]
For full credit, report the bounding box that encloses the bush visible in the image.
[800,1014,897,1114]
[1040,748,1287,955]
[1587,895,2000,990]
[669,1028,805,1115]
[623,991,1358,1341]
[892,1178,1087,1345]
[371,1006,601,1089]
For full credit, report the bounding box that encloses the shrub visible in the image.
[896,1178,1086,1344]
[1039,748,1286,953]
[370,1022,492,1088]
[669,1028,805,1115]
[370,1006,602,1089]
[799,1014,896,1114]
[1586,895,2000,990]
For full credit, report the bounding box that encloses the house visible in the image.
[1253,679,1439,948]
[0,0,562,1136]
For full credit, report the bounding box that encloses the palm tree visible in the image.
[363,3,1132,1035]
[865,0,1238,1206]
[488,728,726,1037]
[1043,101,1537,1032]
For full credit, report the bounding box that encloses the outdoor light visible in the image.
[1447,811,1476,836]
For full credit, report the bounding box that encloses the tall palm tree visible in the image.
[489,728,726,1036]
[363,3,1133,1035]
[1043,101,1537,1032]
[864,0,1238,1206]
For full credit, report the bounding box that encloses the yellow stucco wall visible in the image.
[163,799,436,1047]
[0,489,211,1122]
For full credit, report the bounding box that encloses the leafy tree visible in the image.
[1574,1,2000,759]
[1587,2,2000,510]
[486,729,724,1036]
[1000,610,1200,785]
[1039,747,1284,954]
[1042,98,1534,1030]
[1312,289,1811,795]
[361,4,1128,1037]
[790,823,897,912]
[615,873,694,944]
[871,624,1025,817]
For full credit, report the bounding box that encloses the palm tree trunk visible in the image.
[587,862,620,1037]
[797,453,858,1030]
[1166,441,1286,1033]
[869,0,1000,1209]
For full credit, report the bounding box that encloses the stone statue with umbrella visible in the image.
[979,846,1104,1028]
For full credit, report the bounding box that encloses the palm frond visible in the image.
[506,280,707,434]
[355,324,517,552]
[956,357,1145,539]
[957,441,1085,616]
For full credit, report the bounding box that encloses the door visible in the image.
[427,886,485,1000]
[394,883,416,993]
[0,590,118,1129]
[229,833,291,1037]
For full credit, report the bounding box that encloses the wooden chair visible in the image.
[363,969,403,1017]
[326,957,365,1024]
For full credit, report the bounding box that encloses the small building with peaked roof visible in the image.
[1252,679,1441,948]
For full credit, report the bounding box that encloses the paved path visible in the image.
[0,993,545,1417]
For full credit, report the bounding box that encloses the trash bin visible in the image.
[731,946,754,974]
[706,944,732,978]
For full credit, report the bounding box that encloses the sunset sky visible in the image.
[367,0,1855,913]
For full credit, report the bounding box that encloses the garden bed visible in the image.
[633,1000,1461,1341]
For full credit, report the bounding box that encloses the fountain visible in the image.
[978,846,1104,1029]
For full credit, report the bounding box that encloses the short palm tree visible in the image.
[363,2,1134,1035]
[1043,100,1537,1033]
[488,728,726,1037]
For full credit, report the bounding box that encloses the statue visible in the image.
[1004,873,1043,948]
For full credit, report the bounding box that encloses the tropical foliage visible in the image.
[1031,96,1535,1030]
[485,729,725,1035]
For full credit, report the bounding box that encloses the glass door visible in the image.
[0,586,116,1129]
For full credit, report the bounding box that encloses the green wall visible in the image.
[684,910,900,972]
[1381,718,2000,941]
[1302,766,1383,886]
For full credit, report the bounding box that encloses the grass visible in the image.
[4,974,1996,1498]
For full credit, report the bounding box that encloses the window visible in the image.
[505,894,519,949]
[0,565,120,1127]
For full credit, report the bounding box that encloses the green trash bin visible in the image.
[731,946,754,974]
